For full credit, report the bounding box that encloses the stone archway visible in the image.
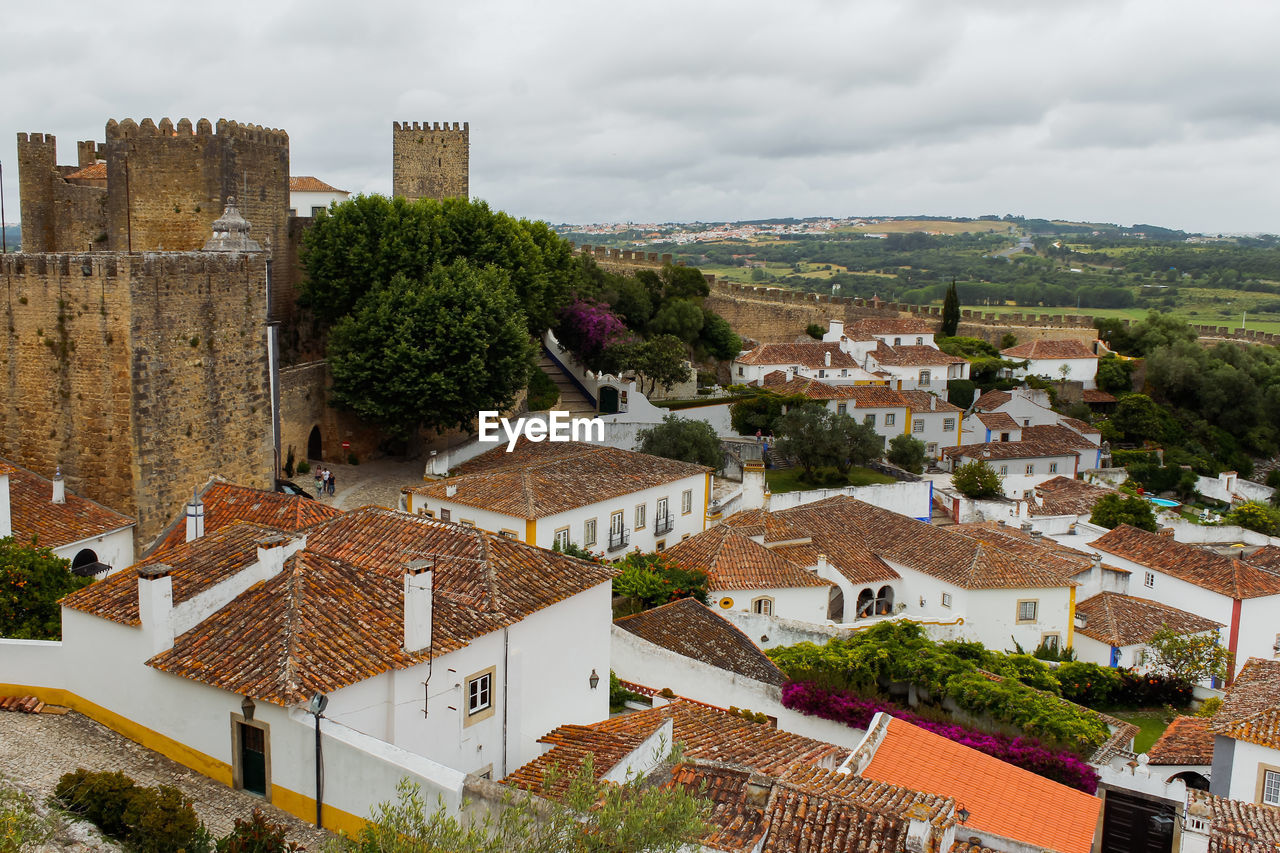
[307,425,322,460]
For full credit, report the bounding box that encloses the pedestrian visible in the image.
[321,468,330,497]
[314,470,323,498]
[328,471,337,496]
[756,428,762,442]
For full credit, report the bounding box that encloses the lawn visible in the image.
[962,303,1280,336]
[1113,709,1173,754]
[766,466,896,494]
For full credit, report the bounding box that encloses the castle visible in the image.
[6,117,469,549]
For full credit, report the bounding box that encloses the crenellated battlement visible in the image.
[105,117,288,146]
[393,121,468,133]
[16,132,54,146]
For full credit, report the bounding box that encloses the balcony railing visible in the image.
[653,513,674,535]
[607,528,630,551]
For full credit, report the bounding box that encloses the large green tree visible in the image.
[327,262,532,440]
[951,460,1003,499]
[1112,394,1165,444]
[775,404,883,477]
[638,415,722,469]
[1144,627,1230,686]
[1089,494,1158,532]
[887,434,927,474]
[300,195,581,335]
[0,537,91,640]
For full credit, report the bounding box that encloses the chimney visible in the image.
[930,395,936,411]
[1158,527,1174,538]
[813,553,829,575]
[52,466,66,504]
[185,492,205,542]
[1020,521,1033,533]
[1030,530,1043,540]
[741,460,770,511]
[137,563,174,653]
[256,533,294,579]
[827,319,843,340]
[445,484,458,498]
[824,350,831,367]
[1091,554,1102,571]
[0,469,9,538]
[403,559,433,653]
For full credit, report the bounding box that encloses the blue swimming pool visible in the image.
[1147,497,1180,508]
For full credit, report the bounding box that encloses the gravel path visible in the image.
[0,711,334,850]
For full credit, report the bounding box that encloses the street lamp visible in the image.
[306,692,328,828]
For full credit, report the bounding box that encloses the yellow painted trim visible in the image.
[0,683,371,836]
[703,473,711,531]
[903,408,912,435]
[955,414,963,447]
[1067,586,1076,648]
[525,518,536,544]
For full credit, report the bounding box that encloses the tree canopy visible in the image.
[1088,494,1158,532]
[775,404,883,477]
[940,280,960,337]
[951,460,1003,499]
[887,434,927,475]
[638,415,722,469]
[1144,627,1230,686]
[0,537,90,640]
[326,263,532,439]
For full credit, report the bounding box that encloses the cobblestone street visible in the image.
[297,457,427,512]
[0,711,334,850]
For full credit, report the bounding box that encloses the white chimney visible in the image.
[0,470,11,538]
[1020,521,1033,533]
[827,320,844,341]
[185,493,205,542]
[930,395,937,411]
[445,484,458,498]
[741,461,770,512]
[256,533,296,580]
[52,466,66,504]
[404,560,433,653]
[824,351,832,367]
[137,563,175,653]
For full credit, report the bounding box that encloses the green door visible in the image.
[239,723,266,797]
[599,386,619,415]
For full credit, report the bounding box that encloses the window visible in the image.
[738,367,743,376]
[1264,770,1280,806]
[464,667,497,726]
[311,206,325,217]
[837,403,847,415]
[440,508,451,522]
[999,464,1009,476]
[1049,462,1059,474]
[941,592,952,608]
[927,443,938,456]
[894,337,902,345]
[856,588,875,619]
[913,420,924,434]
[655,497,672,534]
[655,540,666,551]
[1023,419,1030,427]
[553,527,570,550]
[864,414,876,427]
[1041,633,1060,652]
[752,597,774,615]
[288,208,297,217]
[1016,600,1038,623]
[818,369,826,378]
[885,413,896,426]
[635,503,646,530]
[875,585,895,615]
[608,511,628,551]
[498,529,517,539]
[1144,571,1155,589]
[1025,463,1034,475]
[1000,432,1010,442]
[584,518,597,547]
[919,370,931,386]
[682,489,693,514]
[459,519,475,528]
[943,418,956,432]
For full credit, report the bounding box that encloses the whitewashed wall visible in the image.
[54,527,135,576]
[765,480,933,521]
[708,585,830,624]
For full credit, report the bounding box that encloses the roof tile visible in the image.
[150,481,340,557]
[1074,592,1221,647]
[1001,339,1098,360]
[1093,525,1280,599]
[736,343,858,369]
[614,599,785,686]
[1147,715,1214,765]
[2,459,134,550]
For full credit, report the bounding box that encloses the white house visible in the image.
[962,410,1023,444]
[406,441,711,556]
[0,458,135,575]
[859,342,970,391]
[760,375,910,448]
[895,390,964,460]
[970,387,1058,426]
[733,342,883,385]
[842,316,939,349]
[2,506,616,833]
[1091,524,1280,680]
[1072,590,1223,674]
[942,439,1084,499]
[1000,339,1100,389]
[1209,658,1280,806]
[288,176,349,217]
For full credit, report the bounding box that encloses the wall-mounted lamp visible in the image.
[240,695,255,721]
[588,669,600,690]
[957,806,970,824]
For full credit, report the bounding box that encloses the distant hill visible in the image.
[1,224,18,252]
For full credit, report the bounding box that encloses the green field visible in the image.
[968,303,1280,336]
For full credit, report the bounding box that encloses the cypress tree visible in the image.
[940,279,960,337]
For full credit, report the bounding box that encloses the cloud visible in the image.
[3,0,1280,233]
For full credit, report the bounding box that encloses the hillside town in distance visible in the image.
[3,110,1280,853]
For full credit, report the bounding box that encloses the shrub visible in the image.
[952,460,1003,498]
[296,460,311,475]
[54,769,137,839]
[1056,662,1123,707]
[887,434,927,474]
[611,552,709,610]
[122,785,204,853]
[1114,670,1193,708]
[526,367,560,412]
[216,809,301,853]
[0,786,57,852]
[1195,696,1222,718]
[805,323,824,340]
[283,448,295,479]
[1226,501,1280,535]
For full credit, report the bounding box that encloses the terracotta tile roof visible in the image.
[145,508,616,704]
[774,497,1076,590]
[664,525,832,591]
[895,390,963,414]
[1021,423,1098,449]
[1146,715,1214,765]
[758,375,905,408]
[668,764,768,851]
[1027,476,1114,517]
[1092,525,1280,600]
[1081,389,1117,404]
[64,162,106,180]
[150,481,340,556]
[288,176,346,193]
[614,598,785,686]
[760,765,953,853]
[870,343,967,367]
[411,442,708,519]
[971,390,1011,411]
[974,411,1020,432]
[1060,416,1102,436]
[950,844,999,853]
[861,716,1100,853]
[949,522,1094,578]
[62,521,282,625]
[1208,653,1280,742]
[847,316,937,337]
[2,459,134,550]
[736,343,857,369]
[942,438,1081,461]
[1001,339,1098,360]
[505,700,847,797]
[1193,790,1280,853]
[1247,545,1280,572]
[1074,592,1222,647]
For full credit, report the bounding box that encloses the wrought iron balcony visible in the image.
[653,513,674,535]
[607,528,630,551]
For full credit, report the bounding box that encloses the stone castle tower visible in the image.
[391,121,469,201]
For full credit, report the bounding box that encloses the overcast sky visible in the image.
[4,0,1280,233]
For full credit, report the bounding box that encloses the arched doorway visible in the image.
[827,586,845,622]
[856,588,874,619]
[875,585,895,616]
[307,426,322,460]
[71,548,104,577]
[599,386,619,415]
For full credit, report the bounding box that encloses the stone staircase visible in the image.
[536,350,595,418]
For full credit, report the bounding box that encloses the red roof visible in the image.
[150,481,340,556]
[65,162,107,180]
[736,343,857,369]
[2,459,134,549]
[289,176,346,193]
[1092,525,1280,600]
[1001,339,1098,360]
[861,716,1100,853]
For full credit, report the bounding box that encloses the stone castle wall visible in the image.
[16,134,108,254]
[391,121,468,201]
[0,251,274,550]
